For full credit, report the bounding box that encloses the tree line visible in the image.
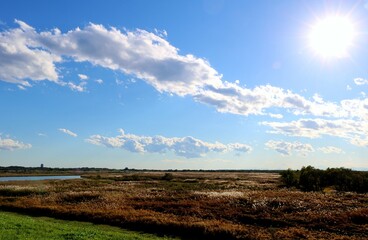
[281,166,368,193]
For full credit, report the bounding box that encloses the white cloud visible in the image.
[60,81,87,92]
[68,82,86,92]
[269,113,283,119]
[95,79,103,84]
[340,98,368,120]
[265,140,314,156]
[0,136,31,151]
[194,83,349,117]
[115,79,124,85]
[318,146,343,154]
[78,74,88,80]
[354,77,368,85]
[346,85,352,91]
[58,128,77,137]
[0,20,61,86]
[86,129,252,158]
[17,85,26,90]
[262,118,368,147]
[4,20,368,125]
[35,23,223,96]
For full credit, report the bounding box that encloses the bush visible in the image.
[161,173,174,181]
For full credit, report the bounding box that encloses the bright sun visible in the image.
[308,15,356,59]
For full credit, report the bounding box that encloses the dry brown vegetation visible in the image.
[0,171,367,239]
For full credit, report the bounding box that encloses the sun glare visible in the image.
[308,15,356,59]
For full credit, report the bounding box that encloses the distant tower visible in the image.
[40,164,44,169]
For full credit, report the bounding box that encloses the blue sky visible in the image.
[1,0,368,169]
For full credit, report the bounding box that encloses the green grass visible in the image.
[0,211,177,240]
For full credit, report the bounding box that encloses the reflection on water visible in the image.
[0,175,81,182]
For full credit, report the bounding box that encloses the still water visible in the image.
[0,175,81,182]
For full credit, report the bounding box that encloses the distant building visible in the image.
[40,164,44,168]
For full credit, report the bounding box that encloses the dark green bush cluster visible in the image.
[281,166,368,193]
[161,173,174,181]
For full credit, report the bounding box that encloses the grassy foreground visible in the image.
[0,211,175,240]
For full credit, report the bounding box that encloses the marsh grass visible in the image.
[0,171,367,239]
[0,185,48,197]
[58,192,101,204]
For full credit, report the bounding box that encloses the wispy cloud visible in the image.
[59,81,87,92]
[0,136,31,151]
[262,118,368,147]
[17,85,26,90]
[269,113,283,119]
[354,77,368,85]
[265,140,314,156]
[78,74,88,80]
[318,146,344,154]
[95,79,103,84]
[86,129,252,158]
[58,128,77,137]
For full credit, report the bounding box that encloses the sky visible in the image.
[1,0,368,170]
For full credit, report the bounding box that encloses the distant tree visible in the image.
[352,172,368,193]
[280,168,298,187]
[299,166,323,191]
[281,166,368,193]
[324,168,353,191]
